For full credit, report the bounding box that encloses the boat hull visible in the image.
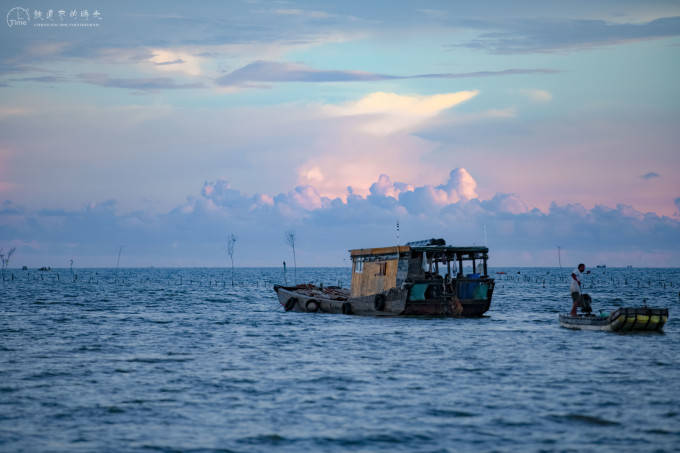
[274,283,493,317]
[559,307,668,332]
[275,285,353,315]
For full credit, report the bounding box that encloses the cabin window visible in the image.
[376,262,386,276]
[354,259,363,274]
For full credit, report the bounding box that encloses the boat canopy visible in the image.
[349,238,490,278]
[349,238,488,261]
[407,240,489,277]
[408,245,488,261]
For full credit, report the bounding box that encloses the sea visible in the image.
[1,267,679,452]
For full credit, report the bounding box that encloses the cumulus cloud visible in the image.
[201,179,335,215]
[294,127,442,199]
[369,174,414,199]
[291,92,480,199]
[439,168,478,201]
[396,168,478,214]
[480,193,529,215]
[201,180,251,210]
[3,169,679,267]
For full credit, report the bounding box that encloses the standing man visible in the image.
[570,263,586,316]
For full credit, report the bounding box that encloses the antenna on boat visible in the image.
[483,224,488,246]
[557,246,562,269]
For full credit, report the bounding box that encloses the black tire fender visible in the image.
[342,302,353,315]
[374,294,386,311]
[284,297,297,312]
[305,299,320,313]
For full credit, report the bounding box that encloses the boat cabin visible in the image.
[349,238,490,298]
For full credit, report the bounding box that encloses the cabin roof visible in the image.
[349,245,410,257]
[348,239,488,258]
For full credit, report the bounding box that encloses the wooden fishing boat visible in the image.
[559,307,668,332]
[274,238,494,317]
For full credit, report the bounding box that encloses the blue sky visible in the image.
[1,0,679,267]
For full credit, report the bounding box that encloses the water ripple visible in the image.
[1,266,679,452]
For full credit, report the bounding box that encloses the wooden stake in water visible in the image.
[227,233,236,287]
[115,246,123,278]
[0,247,16,281]
[285,231,297,285]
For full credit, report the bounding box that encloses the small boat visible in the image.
[274,238,495,317]
[274,284,354,315]
[559,307,668,332]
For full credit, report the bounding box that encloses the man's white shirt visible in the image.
[570,268,582,293]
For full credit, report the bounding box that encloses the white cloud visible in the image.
[369,174,414,199]
[0,108,33,119]
[4,169,679,267]
[149,48,203,76]
[323,90,479,135]
[295,131,440,200]
[520,89,552,102]
[272,9,332,19]
[299,166,325,185]
[438,168,478,201]
[292,92,479,201]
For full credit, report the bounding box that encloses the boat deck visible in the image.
[277,284,349,301]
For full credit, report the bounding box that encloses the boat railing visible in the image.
[403,276,493,301]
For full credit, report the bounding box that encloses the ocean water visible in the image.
[1,267,679,452]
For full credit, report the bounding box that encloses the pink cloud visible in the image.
[2,168,679,266]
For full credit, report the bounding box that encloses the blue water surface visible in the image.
[1,267,679,452]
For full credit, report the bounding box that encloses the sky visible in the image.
[0,0,679,267]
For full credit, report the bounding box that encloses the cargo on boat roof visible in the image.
[349,241,489,261]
